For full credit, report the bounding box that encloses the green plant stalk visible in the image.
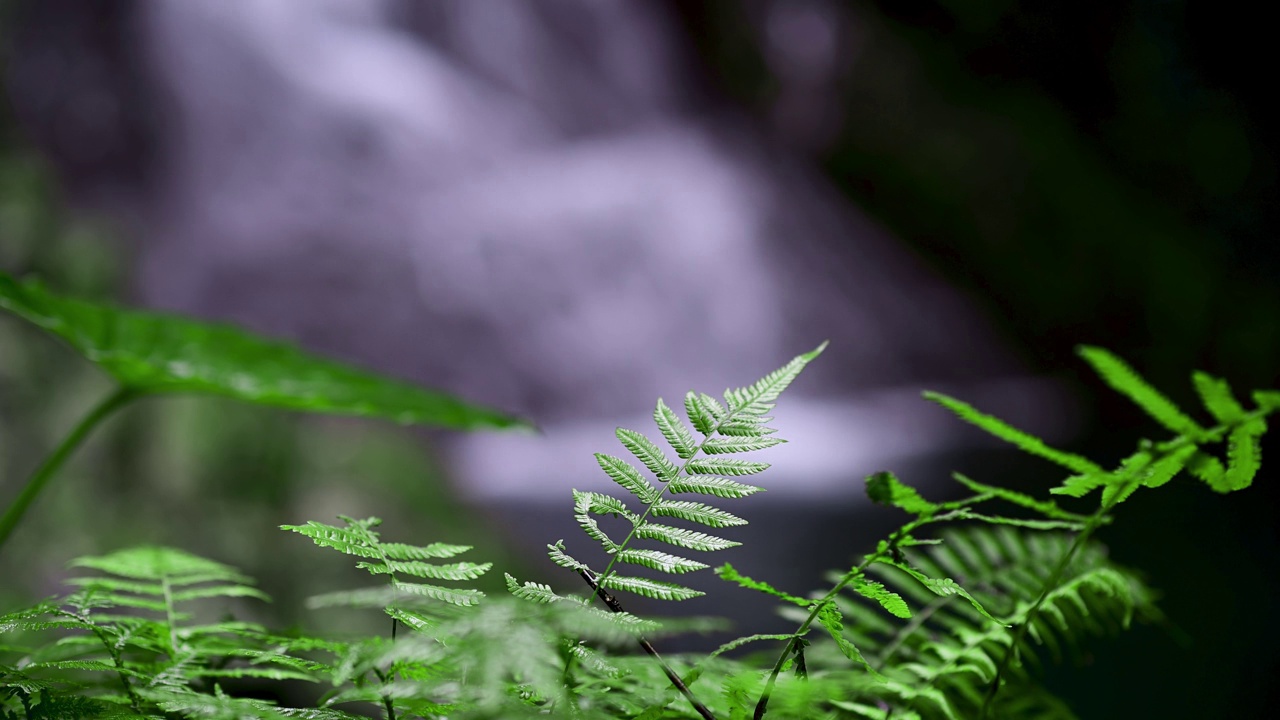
[0,386,138,551]
[752,507,979,720]
[978,508,1107,717]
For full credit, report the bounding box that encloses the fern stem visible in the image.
[978,509,1107,717]
[0,386,138,552]
[753,511,969,719]
[372,668,398,720]
[578,568,717,720]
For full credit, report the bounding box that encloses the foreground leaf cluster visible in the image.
[2,277,1275,718]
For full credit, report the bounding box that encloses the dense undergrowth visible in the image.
[0,271,1274,719]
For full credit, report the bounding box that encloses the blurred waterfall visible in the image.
[6,1,1071,597]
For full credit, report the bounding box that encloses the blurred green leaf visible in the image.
[0,271,530,431]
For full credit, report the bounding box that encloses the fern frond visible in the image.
[815,604,880,677]
[633,523,741,552]
[851,578,911,619]
[654,398,698,459]
[701,436,785,454]
[1078,346,1205,437]
[866,471,939,516]
[1223,418,1266,492]
[1193,372,1246,424]
[813,527,1156,718]
[667,476,763,499]
[356,559,492,582]
[598,575,704,602]
[594,453,659,503]
[722,340,826,416]
[616,428,680,481]
[284,516,488,615]
[685,458,770,476]
[951,473,1091,522]
[924,392,1106,476]
[649,500,745,528]
[616,549,708,575]
[715,564,809,606]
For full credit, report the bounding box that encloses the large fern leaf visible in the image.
[799,527,1155,718]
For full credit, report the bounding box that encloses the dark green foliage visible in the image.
[3,341,1276,719]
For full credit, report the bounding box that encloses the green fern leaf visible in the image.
[716,563,809,606]
[547,540,589,572]
[722,341,827,416]
[651,500,746,528]
[667,476,763,499]
[280,521,382,559]
[1223,418,1266,492]
[573,492,620,550]
[684,392,717,436]
[1187,450,1226,489]
[598,575,704,602]
[1192,372,1246,424]
[717,420,779,437]
[881,560,1003,625]
[617,549,708,575]
[573,489,637,522]
[701,436,785,454]
[1141,444,1198,489]
[865,472,938,516]
[388,580,483,607]
[1254,390,1280,411]
[698,392,728,421]
[69,546,253,584]
[167,585,271,603]
[1078,346,1204,437]
[594,453,659,504]
[654,398,698,459]
[816,603,880,677]
[634,523,741,552]
[951,473,1091,522]
[616,428,679,481]
[925,392,1106,476]
[852,578,911,619]
[1051,472,1109,498]
[378,542,473,561]
[685,458,770,476]
[356,560,492,582]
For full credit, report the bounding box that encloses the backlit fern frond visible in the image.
[548,343,825,604]
[803,527,1155,719]
[282,516,489,630]
[927,347,1275,507]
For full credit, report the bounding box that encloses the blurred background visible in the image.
[0,1,1276,716]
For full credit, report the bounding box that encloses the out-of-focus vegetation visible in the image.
[0,92,519,642]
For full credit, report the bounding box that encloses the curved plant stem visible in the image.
[0,386,138,551]
[978,508,1108,718]
[578,567,716,720]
